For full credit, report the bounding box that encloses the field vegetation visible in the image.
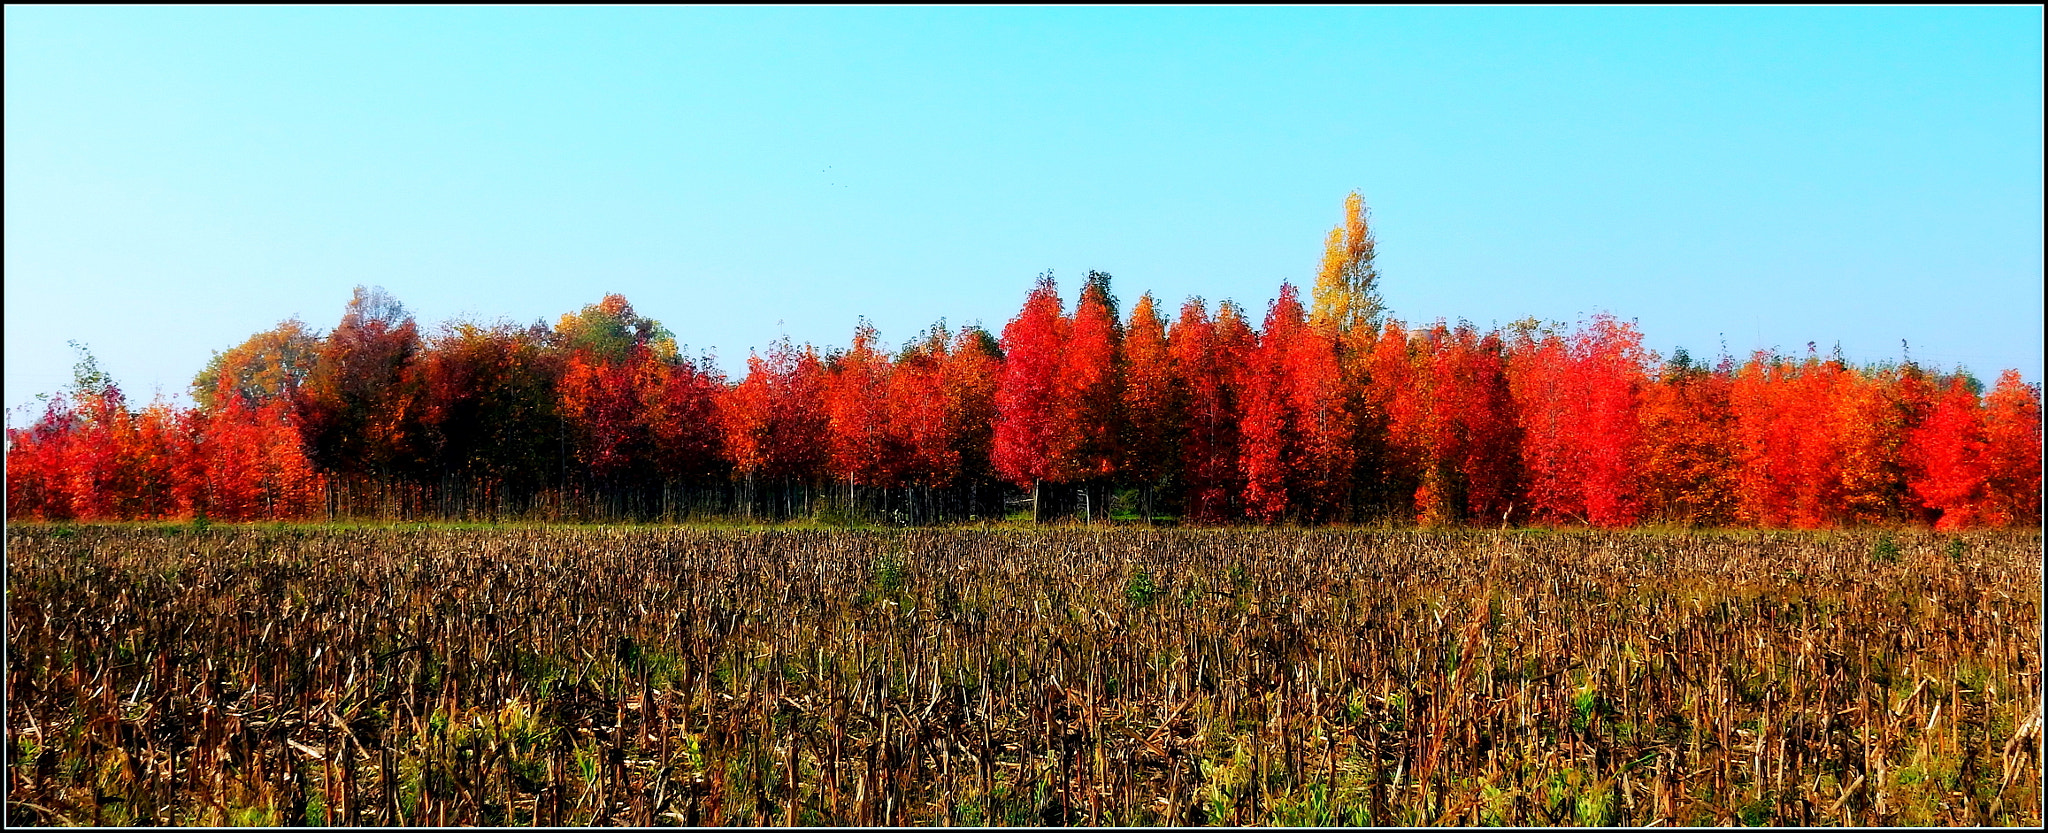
[7,524,2039,826]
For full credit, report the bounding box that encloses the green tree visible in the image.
[555,294,677,364]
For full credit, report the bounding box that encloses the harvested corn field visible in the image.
[5,525,2040,826]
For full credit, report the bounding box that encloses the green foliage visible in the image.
[67,340,115,398]
[574,745,599,786]
[873,551,907,596]
[554,293,676,364]
[1873,533,1901,564]
[814,503,859,528]
[1571,685,1612,733]
[1574,780,1620,826]
[228,804,279,827]
[303,789,328,826]
[1108,487,1144,520]
[1124,568,1160,608]
[1736,795,1773,826]
[1268,782,1340,826]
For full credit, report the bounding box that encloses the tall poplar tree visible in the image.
[1308,191,1384,336]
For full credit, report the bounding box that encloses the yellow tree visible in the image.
[1308,190,1383,336]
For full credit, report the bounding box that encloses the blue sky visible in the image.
[6,6,2041,421]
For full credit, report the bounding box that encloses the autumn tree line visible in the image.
[6,194,2040,529]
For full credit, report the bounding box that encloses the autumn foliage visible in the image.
[9,197,2040,528]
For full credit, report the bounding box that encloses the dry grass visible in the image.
[5,525,2039,826]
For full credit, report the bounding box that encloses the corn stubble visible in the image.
[6,526,2039,826]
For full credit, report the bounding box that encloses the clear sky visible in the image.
[6,6,2042,423]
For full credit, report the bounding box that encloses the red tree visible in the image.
[298,286,423,479]
[1574,316,1648,527]
[636,349,726,486]
[33,346,193,521]
[555,294,686,489]
[1506,324,1582,524]
[1055,271,1125,497]
[717,339,828,492]
[719,356,775,487]
[558,353,644,481]
[63,379,132,520]
[1360,320,1422,520]
[888,323,1002,492]
[1636,351,1739,526]
[6,395,81,520]
[183,395,322,521]
[1979,369,2043,526]
[942,327,1003,489]
[1507,316,1647,528]
[123,400,186,519]
[1120,292,1181,519]
[992,273,1070,518]
[1167,298,1245,523]
[891,325,959,488]
[1904,374,1989,531]
[824,320,904,492]
[413,322,562,492]
[1423,324,1520,525]
[1236,284,1359,524]
[1402,325,1458,526]
[1729,353,1798,527]
[1833,362,1919,524]
[1236,323,1288,521]
[1286,293,1355,522]
[1729,350,1860,529]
